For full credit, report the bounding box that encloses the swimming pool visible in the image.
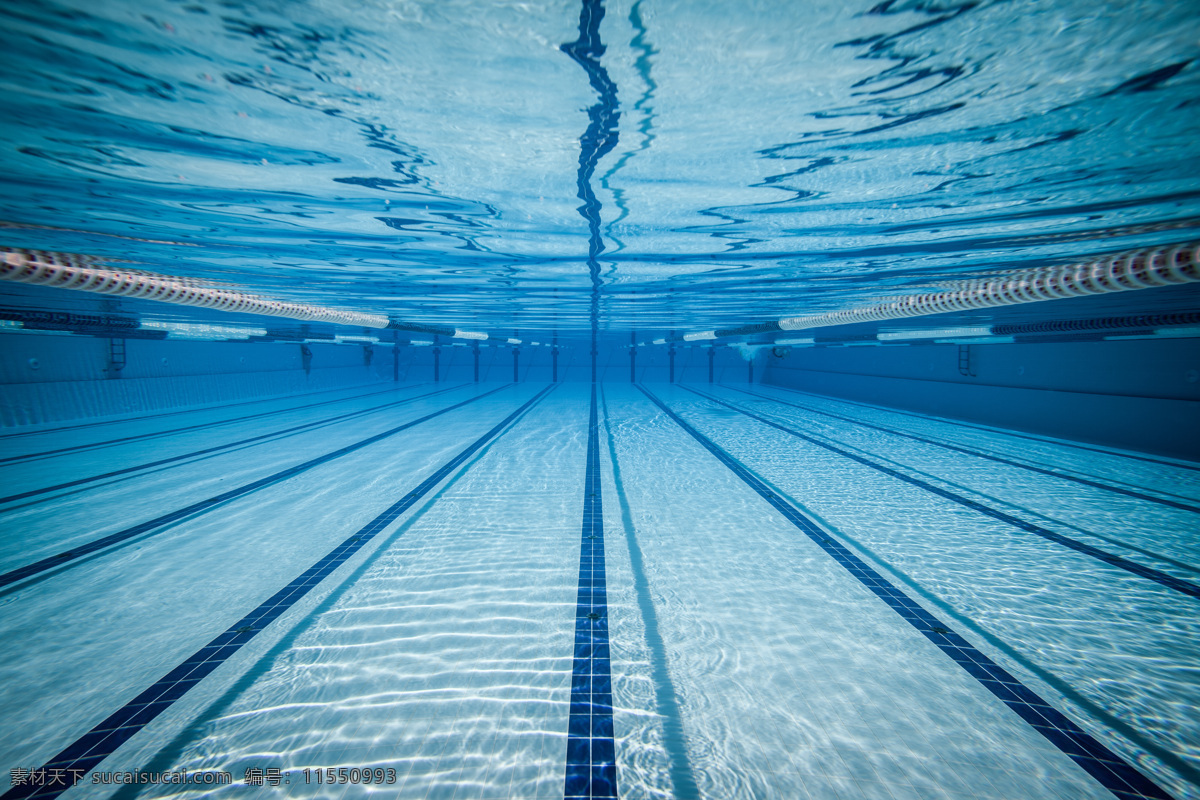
[1,1,1198,799]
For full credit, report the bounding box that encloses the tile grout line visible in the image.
[0,384,556,800]
[640,384,1175,800]
[564,385,618,800]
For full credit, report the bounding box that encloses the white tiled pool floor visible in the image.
[0,382,1196,800]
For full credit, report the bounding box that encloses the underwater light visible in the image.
[141,321,267,340]
[934,336,1016,345]
[878,327,992,341]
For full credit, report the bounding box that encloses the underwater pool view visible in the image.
[0,0,1198,799]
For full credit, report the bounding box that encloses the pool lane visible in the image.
[0,383,414,464]
[722,385,1200,515]
[0,384,365,442]
[708,386,1200,575]
[708,386,1200,582]
[750,384,1200,503]
[601,384,1124,800]
[0,386,557,800]
[596,387,699,800]
[642,385,1172,800]
[3,385,1195,800]
[686,386,1200,596]
[0,385,504,588]
[0,385,550,796]
[650,385,1200,798]
[99,385,590,800]
[0,384,495,578]
[0,384,465,506]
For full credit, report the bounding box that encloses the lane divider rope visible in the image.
[0,249,553,344]
[1,250,389,329]
[645,242,1200,344]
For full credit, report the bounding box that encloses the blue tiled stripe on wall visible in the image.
[684,386,1200,601]
[640,385,1174,800]
[727,385,1200,514]
[0,384,465,506]
[0,385,510,590]
[1,385,555,800]
[564,386,619,800]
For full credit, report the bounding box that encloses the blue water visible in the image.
[1,1,1199,799]
[0,0,1198,331]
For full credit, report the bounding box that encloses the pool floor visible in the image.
[1,382,1197,800]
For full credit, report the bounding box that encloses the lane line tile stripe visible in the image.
[0,385,467,506]
[0,384,422,466]
[0,385,512,590]
[1,385,556,800]
[683,386,1200,600]
[726,386,1200,514]
[761,382,1200,474]
[565,386,619,800]
[640,385,1173,800]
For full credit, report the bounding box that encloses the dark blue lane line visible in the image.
[1,385,556,800]
[0,385,513,591]
[683,386,1200,601]
[0,382,411,441]
[727,385,1200,515]
[0,384,467,506]
[565,386,618,800]
[0,383,424,465]
[761,382,1200,474]
[640,385,1174,800]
